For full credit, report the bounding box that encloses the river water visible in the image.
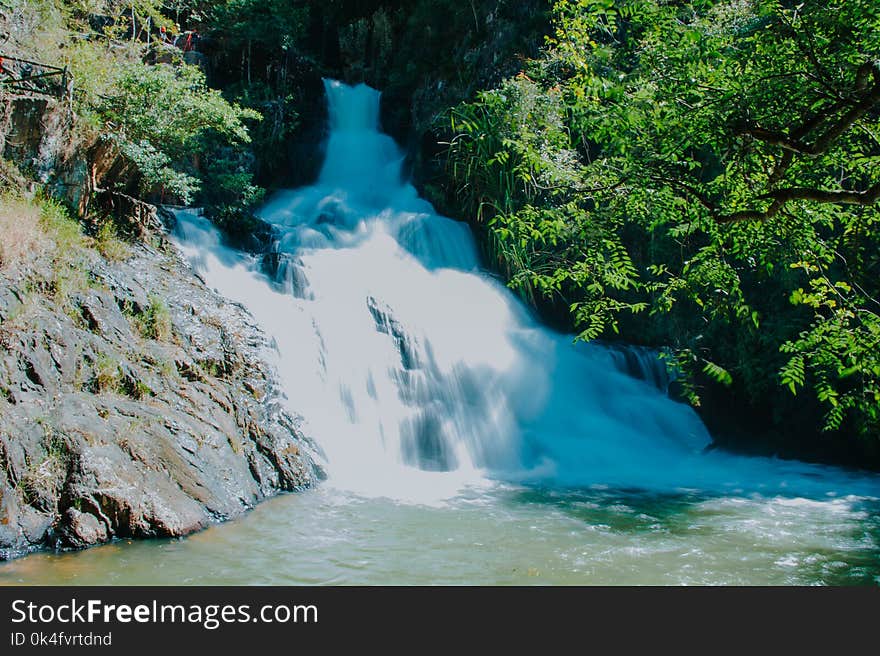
[2,81,879,585]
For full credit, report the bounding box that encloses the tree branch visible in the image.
[651,175,717,212]
[766,182,880,206]
[536,178,627,195]
[742,60,880,158]
[717,181,880,223]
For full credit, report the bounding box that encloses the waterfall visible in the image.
[170,80,879,502]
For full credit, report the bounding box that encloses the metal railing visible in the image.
[0,54,73,103]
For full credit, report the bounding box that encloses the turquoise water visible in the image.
[3,484,879,585]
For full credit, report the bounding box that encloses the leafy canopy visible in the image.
[443,0,880,440]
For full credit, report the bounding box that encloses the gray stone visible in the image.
[0,209,322,560]
[61,508,108,548]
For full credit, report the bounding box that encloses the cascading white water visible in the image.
[171,80,879,503]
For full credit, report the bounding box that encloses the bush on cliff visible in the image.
[2,0,261,207]
[94,62,259,203]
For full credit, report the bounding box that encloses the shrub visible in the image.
[95,62,261,202]
[135,294,173,341]
[94,354,122,393]
[93,219,132,261]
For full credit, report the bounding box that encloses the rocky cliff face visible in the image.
[0,203,322,560]
[1,96,86,210]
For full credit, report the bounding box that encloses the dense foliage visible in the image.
[2,0,260,206]
[95,63,259,202]
[443,0,880,449]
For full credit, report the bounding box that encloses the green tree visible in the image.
[97,62,260,201]
[443,0,880,445]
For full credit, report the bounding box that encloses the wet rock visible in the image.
[74,290,135,343]
[0,486,21,554]
[400,411,456,472]
[367,296,421,370]
[59,508,107,549]
[19,507,53,544]
[68,442,209,539]
[0,212,322,560]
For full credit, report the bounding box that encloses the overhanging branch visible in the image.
[717,181,880,223]
[742,60,880,158]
